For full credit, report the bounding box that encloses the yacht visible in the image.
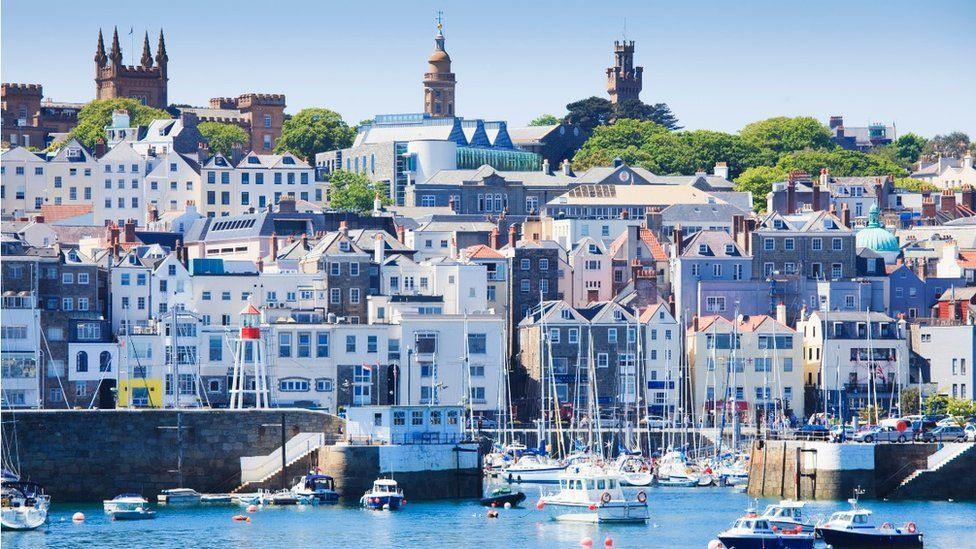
[717,515,815,549]
[656,450,710,487]
[1,479,50,531]
[157,488,202,504]
[608,454,653,487]
[502,453,567,484]
[292,474,339,504]
[759,500,815,533]
[360,479,404,511]
[816,508,923,547]
[538,465,648,523]
[103,494,156,520]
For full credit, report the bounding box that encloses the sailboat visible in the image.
[1,408,50,531]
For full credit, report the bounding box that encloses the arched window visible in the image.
[99,351,112,372]
[76,351,88,373]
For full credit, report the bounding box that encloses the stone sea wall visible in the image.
[9,409,340,502]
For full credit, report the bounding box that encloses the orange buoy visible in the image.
[536,501,545,510]
[246,504,259,513]
[604,537,614,547]
[580,537,594,547]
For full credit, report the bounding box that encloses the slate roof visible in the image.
[661,203,747,223]
[551,184,723,207]
[694,314,792,333]
[507,124,559,144]
[756,210,851,232]
[679,230,746,258]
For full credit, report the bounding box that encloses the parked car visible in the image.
[639,415,667,428]
[920,425,966,442]
[853,425,914,443]
[965,424,976,442]
[797,424,830,440]
[474,417,498,429]
[830,425,857,442]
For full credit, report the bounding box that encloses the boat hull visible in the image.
[617,472,653,487]
[543,501,648,523]
[717,534,815,549]
[816,527,923,548]
[361,494,403,510]
[110,510,156,521]
[1,508,47,531]
[302,491,339,504]
[504,467,566,484]
[480,492,526,507]
[656,477,699,488]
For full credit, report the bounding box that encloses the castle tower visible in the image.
[606,40,643,104]
[229,304,271,409]
[423,14,456,118]
[95,27,168,109]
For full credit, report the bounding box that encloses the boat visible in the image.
[291,474,339,504]
[816,496,923,548]
[1,479,50,531]
[103,494,156,520]
[609,454,653,487]
[502,453,567,484]
[200,494,234,504]
[479,486,526,507]
[655,449,710,487]
[717,515,815,549]
[360,479,404,511]
[157,487,202,504]
[759,500,815,533]
[537,465,648,523]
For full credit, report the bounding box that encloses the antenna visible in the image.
[623,17,628,41]
[436,10,444,32]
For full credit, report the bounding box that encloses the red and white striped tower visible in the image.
[229,304,270,408]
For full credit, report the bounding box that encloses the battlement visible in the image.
[209,97,238,109]
[613,40,636,51]
[198,115,248,125]
[97,65,164,79]
[2,83,43,96]
[237,93,286,108]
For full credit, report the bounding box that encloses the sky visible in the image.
[3,0,974,137]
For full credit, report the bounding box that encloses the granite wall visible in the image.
[9,409,341,502]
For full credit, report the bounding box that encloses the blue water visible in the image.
[3,488,974,548]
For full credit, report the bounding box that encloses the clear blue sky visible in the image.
[3,0,974,137]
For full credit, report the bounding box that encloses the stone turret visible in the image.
[423,15,456,118]
[606,40,643,104]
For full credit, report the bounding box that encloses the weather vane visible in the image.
[436,10,444,31]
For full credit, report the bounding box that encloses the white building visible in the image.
[380,254,489,314]
[0,292,42,408]
[0,147,48,217]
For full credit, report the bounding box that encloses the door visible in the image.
[98,379,117,409]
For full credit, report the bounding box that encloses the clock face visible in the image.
[619,170,630,182]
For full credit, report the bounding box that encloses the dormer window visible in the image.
[561,309,572,320]
[725,244,735,255]
[699,244,709,254]
[339,241,350,252]
[283,157,295,165]
[247,156,260,165]
[588,244,598,254]
[774,219,785,230]
[613,310,623,321]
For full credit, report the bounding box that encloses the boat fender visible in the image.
[882,522,893,530]
[246,504,259,513]
[636,491,646,503]
[907,522,917,534]
[232,515,250,522]
[580,537,593,547]
[491,502,497,508]
[401,499,406,506]
[487,510,499,519]
[600,492,611,504]
[588,504,597,511]
[771,525,778,532]
[503,502,511,509]
[536,501,545,510]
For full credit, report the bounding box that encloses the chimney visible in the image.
[874,178,884,210]
[941,189,956,214]
[374,233,385,263]
[108,223,120,248]
[713,162,729,180]
[338,220,349,237]
[962,185,975,211]
[922,197,936,218]
[373,192,383,214]
[278,194,296,213]
[396,224,405,244]
[33,214,45,224]
[489,227,499,249]
[301,231,308,248]
[964,151,973,171]
[667,294,675,316]
[672,225,684,257]
[270,231,278,260]
[786,178,796,214]
[691,315,699,332]
[256,257,264,273]
[731,214,742,244]
[776,302,787,325]
[94,138,107,158]
[197,141,210,163]
[812,174,821,212]
[448,195,456,212]
[562,159,574,176]
[829,115,843,130]
[123,218,136,243]
[612,157,624,168]
[147,204,159,223]
[508,223,519,246]
[644,208,662,234]
[542,158,551,175]
[840,203,851,228]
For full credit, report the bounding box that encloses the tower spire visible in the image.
[109,26,123,65]
[423,12,456,118]
[95,29,107,66]
[141,31,153,67]
[155,29,168,66]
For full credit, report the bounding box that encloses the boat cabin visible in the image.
[302,475,335,491]
[555,469,624,502]
[731,517,775,533]
[346,405,465,445]
[762,501,806,521]
[372,479,400,494]
[825,509,873,528]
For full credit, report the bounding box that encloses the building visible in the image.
[687,313,804,426]
[199,151,318,217]
[1,291,42,408]
[180,94,286,153]
[95,28,168,109]
[0,147,48,218]
[828,116,894,151]
[423,19,456,118]
[913,323,974,401]
[910,153,976,190]
[886,263,963,320]
[749,210,855,280]
[508,123,587,167]
[1,83,82,149]
[767,169,893,224]
[565,237,613,307]
[670,229,752,322]
[606,41,643,104]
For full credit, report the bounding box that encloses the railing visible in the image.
[345,432,468,446]
[240,432,324,485]
[926,442,970,470]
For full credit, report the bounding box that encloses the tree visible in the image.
[571,118,665,170]
[893,177,937,192]
[900,387,920,416]
[644,130,758,177]
[894,133,927,166]
[946,397,976,424]
[564,97,614,133]
[612,100,682,130]
[734,166,787,212]
[924,132,972,159]
[326,169,390,214]
[775,149,907,178]
[275,108,355,163]
[923,393,950,416]
[739,116,835,158]
[197,122,248,158]
[528,114,560,126]
[63,98,171,149]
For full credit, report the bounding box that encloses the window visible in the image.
[520,279,530,293]
[831,263,843,279]
[832,238,843,251]
[209,335,223,361]
[316,333,330,357]
[330,288,341,304]
[99,351,112,372]
[845,295,856,309]
[330,262,341,276]
[76,351,88,372]
[350,262,360,276]
[353,365,371,405]
[608,328,617,343]
[280,379,310,392]
[521,259,531,270]
[597,353,609,368]
[712,264,723,277]
[278,332,292,357]
[346,335,356,353]
[705,296,726,312]
[367,335,378,353]
[568,329,579,344]
[812,238,823,251]
[539,258,549,270]
[468,333,487,354]
[763,238,774,251]
[315,378,334,392]
[540,279,549,294]
[297,332,311,358]
[350,288,361,304]
[548,328,560,343]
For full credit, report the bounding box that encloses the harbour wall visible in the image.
[9,409,341,502]
[319,443,481,502]
[747,440,940,500]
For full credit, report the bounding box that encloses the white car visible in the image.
[965,424,976,442]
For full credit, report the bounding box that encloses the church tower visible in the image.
[94,27,168,109]
[606,40,643,104]
[423,14,456,118]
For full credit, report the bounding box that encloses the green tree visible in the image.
[924,132,972,159]
[775,149,907,178]
[571,118,665,170]
[197,122,248,158]
[946,398,976,423]
[894,133,927,166]
[900,387,920,416]
[739,116,835,158]
[326,169,390,214]
[923,393,950,416]
[528,114,560,126]
[734,166,787,212]
[275,108,355,163]
[645,130,758,177]
[63,98,170,149]
[564,97,614,133]
[893,177,937,192]
[613,99,682,130]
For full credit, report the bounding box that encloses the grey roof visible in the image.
[184,211,318,243]
[181,106,246,122]
[661,203,746,223]
[912,157,963,177]
[507,124,559,144]
[680,230,746,258]
[756,210,851,232]
[415,220,496,233]
[654,174,735,191]
[809,310,896,322]
[710,191,753,212]
[937,286,976,301]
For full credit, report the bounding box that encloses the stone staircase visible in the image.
[231,432,325,494]
[888,442,976,499]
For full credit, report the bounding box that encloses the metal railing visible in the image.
[240,432,324,484]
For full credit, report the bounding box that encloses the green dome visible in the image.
[856,204,899,252]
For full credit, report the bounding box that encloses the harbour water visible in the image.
[4,487,974,548]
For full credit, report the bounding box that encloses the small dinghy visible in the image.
[157,488,201,505]
[480,486,526,507]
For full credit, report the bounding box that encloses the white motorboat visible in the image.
[656,450,711,487]
[360,479,405,510]
[538,464,648,523]
[816,499,923,548]
[1,480,50,531]
[291,474,339,504]
[157,487,202,504]
[200,493,233,504]
[717,514,815,549]
[103,494,156,520]
[502,453,567,484]
[609,454,653,487]
[759,500,815,533]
